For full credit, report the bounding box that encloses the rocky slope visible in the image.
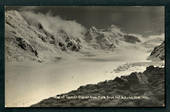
[148,42,165,61]
[31,66,164,107]
[5,10,86,62]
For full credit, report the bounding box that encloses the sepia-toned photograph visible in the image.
[5,6,165,107]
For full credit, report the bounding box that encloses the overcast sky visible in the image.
[6,6,164,36]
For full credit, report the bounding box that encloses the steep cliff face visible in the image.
[148,42,165,61]
[31,66,164,107]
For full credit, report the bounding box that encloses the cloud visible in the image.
[20,11,87,39]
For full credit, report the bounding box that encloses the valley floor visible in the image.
[5,49,163,107]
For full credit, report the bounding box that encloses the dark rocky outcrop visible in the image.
[32,66,164,107]
[15,36,38,57]
[148,42,165,61]
[123,34,141,43]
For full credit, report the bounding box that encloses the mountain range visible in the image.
[5,10,164,62]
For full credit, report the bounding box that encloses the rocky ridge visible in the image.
[148,42,165,61]
[31,65,164,107]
